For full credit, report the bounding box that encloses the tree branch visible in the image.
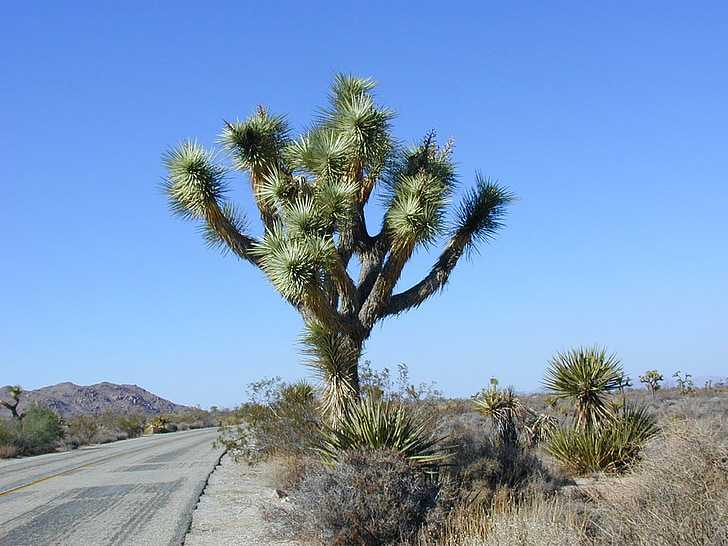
[249,169,278,231]
[203,203,261,266]
[329,254,359,315]
[382,177,513,317]
[358,245,411,329]
[382,234,467,317]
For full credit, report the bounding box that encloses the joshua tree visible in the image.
[639,369,663,399]
[543,346,623,430]
[672,370,694,395]
[615,372,632,410]
[163,75,512,419]
[1,385,24,422]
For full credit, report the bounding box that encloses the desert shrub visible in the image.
[0,419,14,444]
[443,422,564,509]
[547,404,658,475]
[360,361,443,403]
[0,419,19,458]
[115,413,146,438]
[318,397,447,469]
[217,378,321,463]
[94,428,126,444]
[12,404,64,455]
[592,419,728,545]
[168,407,216,429]
[271,454,321,492]
[67,414,99,445]
[292,449,438,545]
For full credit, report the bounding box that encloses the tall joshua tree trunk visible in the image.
[163,75,512,419]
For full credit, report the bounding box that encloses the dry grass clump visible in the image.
[414,493,589,546]
[413,417,728,546]
[0,444,19,459]
[589,419,728,545]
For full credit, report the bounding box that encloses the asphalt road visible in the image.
[0,428,223,546]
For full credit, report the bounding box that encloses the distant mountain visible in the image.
[0,382,190,418]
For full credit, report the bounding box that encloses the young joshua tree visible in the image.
[639,369,663,399]
[163,75,513,418]
[1,385,24,422]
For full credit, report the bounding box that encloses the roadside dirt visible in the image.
[184,454,305,546]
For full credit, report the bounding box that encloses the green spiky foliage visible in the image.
[522,411,558,446]
[544,346,623,430]
[1,385,24,421]
[473,385,521,447]
[317,397,447,470]
[163,74,513,418]
[546,404,659,474]
[639,369,664,399]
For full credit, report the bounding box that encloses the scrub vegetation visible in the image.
[0,388,224,457]
[221,359,728,546]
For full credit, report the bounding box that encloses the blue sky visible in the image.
[2,2,726,408]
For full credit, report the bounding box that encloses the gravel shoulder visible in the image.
[184,454,306,546]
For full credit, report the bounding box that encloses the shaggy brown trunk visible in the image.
[343,334,364,397]
[1,401,22,422]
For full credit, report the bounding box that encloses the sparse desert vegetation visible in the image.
[0,385,223,458]
[218,358,728,546]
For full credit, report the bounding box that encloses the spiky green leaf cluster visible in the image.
[285,130,352,180]
[544,346,624,430]
[384,132,456,195]
[163,141,227,220]
[547,404,658,474]
[317,396,448,469]
[257,167,302,208]
[454,174,514,252]
[252,228,335,304]
[322,74,393,174]
[220,106,290,172]
[385,173,449,251]
[473,386,521,444]
[8,386,23,401]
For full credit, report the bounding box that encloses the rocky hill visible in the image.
[0,382,190,418]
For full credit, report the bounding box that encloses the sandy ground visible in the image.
[184,454,307,546]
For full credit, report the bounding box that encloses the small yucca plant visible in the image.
[317,397,447,469]
[473,386,521,447]
[546,404,658,474]
[523,411,558,446]
[544,346,623,430]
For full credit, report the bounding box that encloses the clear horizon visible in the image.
[2,2,727,408]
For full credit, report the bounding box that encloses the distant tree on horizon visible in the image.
[162,74,512,419]
[639,370,663,399]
